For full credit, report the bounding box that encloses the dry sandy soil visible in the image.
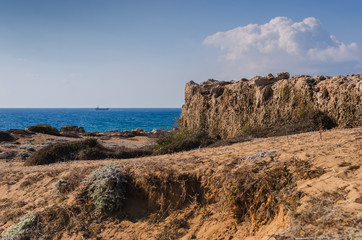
[0,127,361,239]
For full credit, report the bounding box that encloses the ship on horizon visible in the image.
[95,106,109,111]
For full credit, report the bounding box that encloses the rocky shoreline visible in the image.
[0,125,165,162]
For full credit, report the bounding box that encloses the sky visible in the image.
[0,0,361,108]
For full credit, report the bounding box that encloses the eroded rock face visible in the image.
[180,73,362,139]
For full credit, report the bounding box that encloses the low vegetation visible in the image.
[24,138,154,166]
[1,213,37,240]
[22,109,339,167]
[153,127,214,155]
[241,109,337,139]
[152,109,337,155]
[84,164,127,213]
[26,124,60,135]
[24,138,104,166]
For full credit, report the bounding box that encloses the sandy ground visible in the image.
[0,127,361,239]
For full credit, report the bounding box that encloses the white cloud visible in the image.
[204,17,361,78]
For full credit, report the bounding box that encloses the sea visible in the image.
[0,108,182,132]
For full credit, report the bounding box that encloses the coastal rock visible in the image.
[180,73,362,139]
[0,131,15,142]
[132,128,144,132]
[18,152,30,161]
[60,126,85,137]
[5,129,33,137]
[0,151,16,160]
[151,129,162,134]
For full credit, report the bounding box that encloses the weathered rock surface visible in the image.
[60,126,85,137]
[180,73,362,138]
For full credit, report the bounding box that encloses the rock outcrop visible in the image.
[0,131,15,142]
[60,126,85,137]
[180,73,362,139]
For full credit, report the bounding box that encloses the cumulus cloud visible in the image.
[204,17,361,78]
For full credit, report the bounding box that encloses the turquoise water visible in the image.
[0,108,181,132]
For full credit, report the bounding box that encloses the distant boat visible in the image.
[96,106,109,111]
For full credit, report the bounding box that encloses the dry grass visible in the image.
[274,190,362,239]
[223,161,300,234]
[24,139,154,166]
[26,124,60,136]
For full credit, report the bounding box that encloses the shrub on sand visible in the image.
[84,164,127,213]
[153,127,214,155]
[1,213,37,240]
[24,139,106,166]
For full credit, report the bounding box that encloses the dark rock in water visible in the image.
[0,131,15,142]
[60,126,85,137]
[26,124,60,136]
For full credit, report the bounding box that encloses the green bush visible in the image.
[1,213,37,240]
[153,127,214,155]
[26,124,60,135]
[84,164,127,213]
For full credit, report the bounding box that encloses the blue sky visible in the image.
[0,0,361,108]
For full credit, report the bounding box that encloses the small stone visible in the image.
[18,152,30,161]
[0,151,17,159]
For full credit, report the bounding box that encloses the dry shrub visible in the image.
[289,157,326,180]
[54,168,93,194]
[226,162,299,234]
[153,127,214,155]
[276,191,361,239]
[155,216,190,240]
[24,139,105,166]
[112,145,153,159]
[24,139,154,166]
[208,135,252,148]
[26,124,60,136]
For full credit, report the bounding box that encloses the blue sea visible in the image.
[0,108,181,132]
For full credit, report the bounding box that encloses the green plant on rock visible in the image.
[153,127,214,154]
[1,213,37,240]
[154,127,191,151]
[84,164,127,213]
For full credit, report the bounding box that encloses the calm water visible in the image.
[0,108,181,132]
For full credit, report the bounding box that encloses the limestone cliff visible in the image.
[180,73,362,138]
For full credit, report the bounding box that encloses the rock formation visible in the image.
[60,126,85,137]
[180,73,362,138]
